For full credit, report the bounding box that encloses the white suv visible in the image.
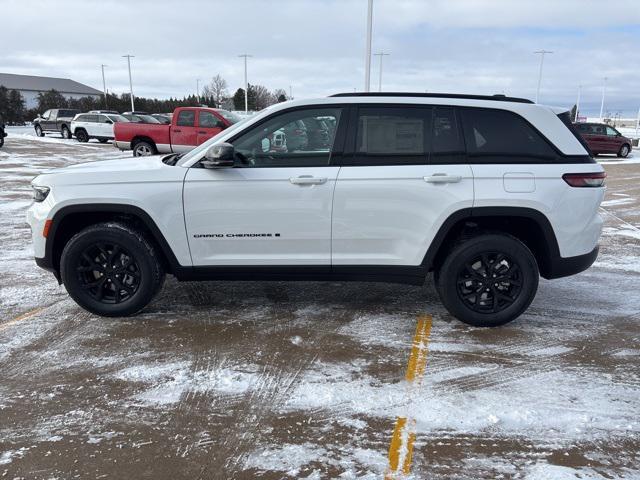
[27,93,605,326]
[71,113,128,143]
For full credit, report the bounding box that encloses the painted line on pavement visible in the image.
[0,307,46,333]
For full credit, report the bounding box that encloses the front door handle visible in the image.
[289,176,327,185]
[424,173,462,184]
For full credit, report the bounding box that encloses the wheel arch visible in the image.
[422,207,561,279]
[45,204,181,277]
[131,136,157,149]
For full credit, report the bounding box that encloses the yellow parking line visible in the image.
[0,307,45,332]
[385,314,433,479]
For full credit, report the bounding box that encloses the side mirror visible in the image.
[201,142,235,168]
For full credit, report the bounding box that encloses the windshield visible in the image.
[215,109,242,125]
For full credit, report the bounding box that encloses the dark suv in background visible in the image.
[574,122,632,158]
[33,109,80,139]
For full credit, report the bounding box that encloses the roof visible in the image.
[330,92,533,104]
[0,73,102,96]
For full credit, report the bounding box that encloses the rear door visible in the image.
[196,110,225,145]
[95,115,113,138]
[331,105,473,266]
[171,109,198,152]
[605,126,621,153]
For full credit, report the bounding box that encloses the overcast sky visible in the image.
[3,0,640,116]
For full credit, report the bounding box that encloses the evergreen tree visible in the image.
[37,89,68,111]
[8,90,25,124]
[233,88,245,111]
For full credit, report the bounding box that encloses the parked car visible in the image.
[302,117,331,150]
[28,92,605,327]
[123,111,150,115]
[122,114,161,124]
[151,114,172,124]
[574,122,632,157]
[71,113,129,143]
[33,109,80,139]
[281,120,308,151]
[114,107,241,156]
[0,115,6,148]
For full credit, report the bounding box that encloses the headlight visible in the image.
[32,185,50,202]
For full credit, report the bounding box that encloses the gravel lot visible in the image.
[1,129,639,479]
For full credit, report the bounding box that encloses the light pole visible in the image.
[374,51,390,92]
[575,84,582,122]
[289,85,293,100]
[599,77,607,120]
[100,64,108,108]
[635,105,639,138]
[364,0,373,92]
[238,54,252,113]
[122,54,135,112]
[196,78,201,104]
[534,50,553,103]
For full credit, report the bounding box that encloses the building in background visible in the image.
[0,73,101,109]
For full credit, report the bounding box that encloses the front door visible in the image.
[171,109,198,153]
[183,107,345,266]
[195,110,225,145]
[332,106,474,266]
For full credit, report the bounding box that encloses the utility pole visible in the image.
[238,54,252,113]
[196,78,201,104]
[534,50,553,103]
[635,105,639,138]
[122,54,135,112]
[373,51,390,92]
[100,64,108,108]
[364,0,373,92]
[289,85,293,100]
[599,77,607,120]
[575,85,582,122]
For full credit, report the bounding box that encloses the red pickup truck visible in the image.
[114,106,241,156]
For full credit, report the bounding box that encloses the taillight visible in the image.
[562,172,606,187]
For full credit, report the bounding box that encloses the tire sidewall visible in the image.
[437,234,539,327]
[62,126,71,139]
[619,144,629,158]
[35,125,43,137]
[60,225,161,317]
[76,129,88,142]
[133,141,154,157]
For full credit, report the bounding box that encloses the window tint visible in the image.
[98,115,112,123]
[199,111,223,128]
[589,124,605,135]
[176,110,196,127]
[59,110,78,117]
[431,107,464,163]
[231,108,342,167]
[461,108,556,162]
[82,114,98,123]
[353,107,430,165]
[606,126,618,136]
[575,123,589,133]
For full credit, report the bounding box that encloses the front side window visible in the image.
[231,108,342,167]
[460,108,556,162]
[199,111,223,128]
[353,107,430,165]
[42,110,51,120]
[606,126,619,136]
[176,110,196,127]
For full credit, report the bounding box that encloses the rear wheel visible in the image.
[76,129,89,142]
[133,140,156,157]
[35,125,44,137]
[61,125,71,139]
[60,222,165,317]
[618,144,630,158]
[435,234,539,327]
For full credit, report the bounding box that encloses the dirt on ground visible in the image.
[1,131,639,479]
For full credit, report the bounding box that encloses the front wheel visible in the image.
[435,234,539,327]
[618,144,630,158]
[35,125,44,137]
[60,223,165,317]
[75,129,89,142]
[61,125,72,139]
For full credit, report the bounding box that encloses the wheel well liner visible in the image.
[131,136,157,148]
[45,204,181,276]
[422,207,560,279]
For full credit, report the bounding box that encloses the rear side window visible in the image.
[431,107,464,163]
[176,110,196,127]
[81,114,98,123]
[58,110,77,117]
[353,107,430,165]
[460,108,557,162]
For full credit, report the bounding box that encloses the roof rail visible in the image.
[329,92,534,104]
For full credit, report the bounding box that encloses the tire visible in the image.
[0,135,3,148]
[133,140,156,157]
[435,233,539,327]
[618,144,630,158]
[60,222,165,317]
[35,125,44,137]
[75,129,89,142]
[61,125,71,139]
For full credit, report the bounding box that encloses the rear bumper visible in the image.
[543,245,599,280]
[113,140,131,150]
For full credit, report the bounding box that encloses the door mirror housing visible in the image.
[201,142,235,168]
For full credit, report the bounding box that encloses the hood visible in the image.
[41,156,166,175]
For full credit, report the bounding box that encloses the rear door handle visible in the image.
[289,176,327,185]
[198,131,207,134]
[173,129,182,133]
[424,173,462,183]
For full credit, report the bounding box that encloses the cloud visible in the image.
[2,0,639,115]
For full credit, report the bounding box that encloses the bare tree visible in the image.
[252,84,279,110]
[202,74,228,107]
[273,88,288,102]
